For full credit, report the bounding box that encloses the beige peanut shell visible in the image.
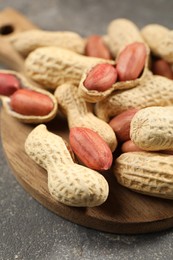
[105,18,145,57]
[54,83,117,151]
[114,151,173,199]
[95,73,173,122]
[9,29,86,57]
[130,106,173,151]
[25,46,114,90]
[0,70,58,123]
[78,49,149,103]
[78,19,150,103]
[25,124,109,207]
[141,24,173,63]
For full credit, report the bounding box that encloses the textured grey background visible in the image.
[1,0,173,259]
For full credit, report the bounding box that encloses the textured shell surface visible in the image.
[95,74,173,122]
[156,31,173,63]
[107,18,144,57]
[78,49,149,103]
[25,124,109,207]
[141,24,169,52]
[141,24,173,62]
[9,29,85,56]
[54,83,117,151]
[48,163,109,207]
[25,47,112,90]
[130,106,173,151]
[114,151,173,199]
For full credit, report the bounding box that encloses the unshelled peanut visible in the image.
[25,47,114,90]
[141,24,173,62]
[114,151,173,199]
[54,83,117,151]
[130,106,173,151]
[25,124,109,207]
[106,18,144,57]
[9,29,85,56]
[95,73,173,122]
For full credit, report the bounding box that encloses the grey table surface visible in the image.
[1,0,173,259]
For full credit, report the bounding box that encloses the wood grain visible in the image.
[1,108,173,234]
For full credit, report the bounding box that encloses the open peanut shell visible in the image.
[0,70,58,123]
[78,44,150,103]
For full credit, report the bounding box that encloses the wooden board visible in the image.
[0,8,38,38]
[0,8,38,72]
[1,108,173,234]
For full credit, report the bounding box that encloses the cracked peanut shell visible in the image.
[1,70,57,123]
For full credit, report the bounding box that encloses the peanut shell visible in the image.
[9,29,86,57]
[130,106,173,151]
[25,124,109,207]
[25,47,114,90]
[141,24,173,62]
[95,73,173,122]
[78,19,150,102]
[54,83,117,151]
[114,151,173,199]
[106,19,145,57]
[0,70,57,123]
[78,47,149,103]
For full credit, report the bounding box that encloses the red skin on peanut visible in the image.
[109,109,139,142]
[69,127,113,171]
[116,42,147,81]
[151,59,173,79]
[121,140,173,155]
[85,35,112,60]
[84,63,117,92]
[10,89,54,116]
[121,140,143,153]
[0,73,20,96]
